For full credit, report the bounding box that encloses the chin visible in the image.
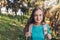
[36,21,41,24]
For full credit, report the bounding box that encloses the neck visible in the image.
[34,22,41,25]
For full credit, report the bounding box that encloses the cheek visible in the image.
[41,16,43,20]
[39,16,43,21]
[34,16,37,20]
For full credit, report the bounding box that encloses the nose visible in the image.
[37,15,39,20]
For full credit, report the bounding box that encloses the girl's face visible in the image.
[34,9,43,24]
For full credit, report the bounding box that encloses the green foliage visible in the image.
[0,14,26,40]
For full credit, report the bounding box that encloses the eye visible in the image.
[39,14,43,16]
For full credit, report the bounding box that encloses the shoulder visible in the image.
[29,24,33,32]
[43,24,49,26]
[43,24,50,29]
[29,24,33,28]
[29,24,33,26]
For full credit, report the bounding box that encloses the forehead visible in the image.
[34,9,43,14]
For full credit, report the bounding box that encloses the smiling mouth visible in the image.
[37,19,40,21]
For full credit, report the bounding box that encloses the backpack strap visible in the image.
[43,24,48,40]
[43,24,48,35]
[29,24,33,33]
[43,24,51,40]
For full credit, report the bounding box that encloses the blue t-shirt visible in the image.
[31,24,50,40]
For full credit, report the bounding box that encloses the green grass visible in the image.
[0,14,27,40]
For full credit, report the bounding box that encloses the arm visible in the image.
[25,24,32,37]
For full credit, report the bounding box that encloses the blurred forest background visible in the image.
[0,0,60,40]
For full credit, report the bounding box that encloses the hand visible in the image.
[25,32,31,37]
[47,34,52,39]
